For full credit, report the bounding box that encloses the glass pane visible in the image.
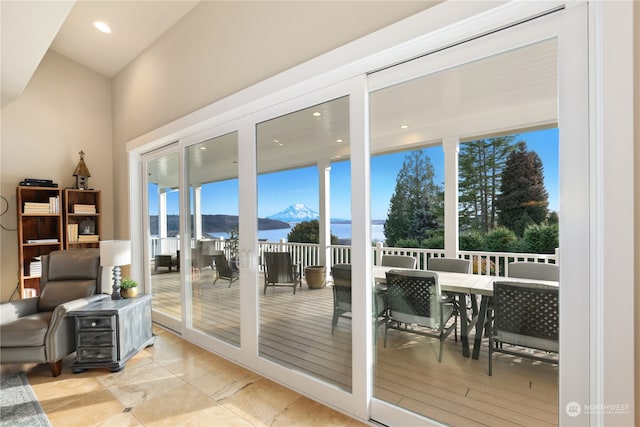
[186,132,240,346]
[256,96,352,391]
[370,39,559,425]
[147,152,181,322]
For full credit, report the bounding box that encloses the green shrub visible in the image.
[484,227,518,252]
[394,238,420,248]
[287,220,338,244]
[521,223,558,254]
[459,232,484,251]
[420,235,444,249]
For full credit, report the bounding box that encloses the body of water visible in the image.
[208,222,385,243]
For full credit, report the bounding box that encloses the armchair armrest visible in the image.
[0,297,39,325]
[45,293,110,362]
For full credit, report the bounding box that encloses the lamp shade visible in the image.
[100,240,132,266]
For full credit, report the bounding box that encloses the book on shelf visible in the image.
[67,223,79,242]
[49,196,60,214]
[77,234,99,242]
[23,196,59,214]
[22,288,37,298]
[26,238,59,244]
[73,204,96,214]
[29,259,42,277]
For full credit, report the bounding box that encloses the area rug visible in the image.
[0,372,51,427]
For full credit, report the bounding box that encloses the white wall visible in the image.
[110,0,435,238]
[0,50,113,301]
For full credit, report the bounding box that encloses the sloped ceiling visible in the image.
[1,0,74,108]
[1,0,199,108]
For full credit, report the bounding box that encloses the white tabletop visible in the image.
[373,266,494,294]
[373,266,558,296]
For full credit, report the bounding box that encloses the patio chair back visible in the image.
[427,257,471,274]
[381,255,416,269]
[508,262,559,282]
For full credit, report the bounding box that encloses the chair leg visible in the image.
[49,360,62,377]
[383,322,389,348]
[438,337,444,363]
[488,326,494,376]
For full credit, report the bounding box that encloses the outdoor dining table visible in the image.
[373,266,494,358]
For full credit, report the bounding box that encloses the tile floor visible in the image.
[5,326,367,427]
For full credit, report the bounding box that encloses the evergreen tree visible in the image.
[384,150,442,246]
[496,141,549,236]
[287,220,338,244]
[459,136,514,234]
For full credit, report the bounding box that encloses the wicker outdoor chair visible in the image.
[488,280,559,376]
[383,269,458,362]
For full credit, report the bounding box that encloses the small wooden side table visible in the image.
[69,294,155,373]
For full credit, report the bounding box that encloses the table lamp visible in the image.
[100,240,132,300]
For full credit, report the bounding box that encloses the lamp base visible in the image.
[111,266,123,300]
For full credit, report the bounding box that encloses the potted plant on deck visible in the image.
[120,278,139,299]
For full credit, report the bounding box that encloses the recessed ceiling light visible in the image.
[312,112,322,117]
[93,21,112,34]
[336,139,343,143]
[400,124,409,129]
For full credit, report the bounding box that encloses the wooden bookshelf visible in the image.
[64,189,101,249]
[16,186,64,298]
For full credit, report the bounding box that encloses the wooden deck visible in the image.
[150,268,558,426]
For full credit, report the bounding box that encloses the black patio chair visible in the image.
[263,252,301,295]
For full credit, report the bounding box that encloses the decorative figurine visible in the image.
[73,150,91,190]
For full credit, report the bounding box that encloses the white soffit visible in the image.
[1,0,74,108]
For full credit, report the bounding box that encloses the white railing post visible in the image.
[375,241,383,266]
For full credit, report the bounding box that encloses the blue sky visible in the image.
[150,128,559,220]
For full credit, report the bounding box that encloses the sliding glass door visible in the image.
[368,7,587,425]
[185,132,240,346]
[145,149,182,331]
[256,95,353,391]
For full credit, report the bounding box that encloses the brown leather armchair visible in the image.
[0,249,108,376]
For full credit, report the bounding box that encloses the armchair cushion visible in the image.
[38,280,96,312]
[1,311,53,347]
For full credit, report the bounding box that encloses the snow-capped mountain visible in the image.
[267,204,319,223]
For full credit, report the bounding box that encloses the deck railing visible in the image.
[150,237,557,278]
